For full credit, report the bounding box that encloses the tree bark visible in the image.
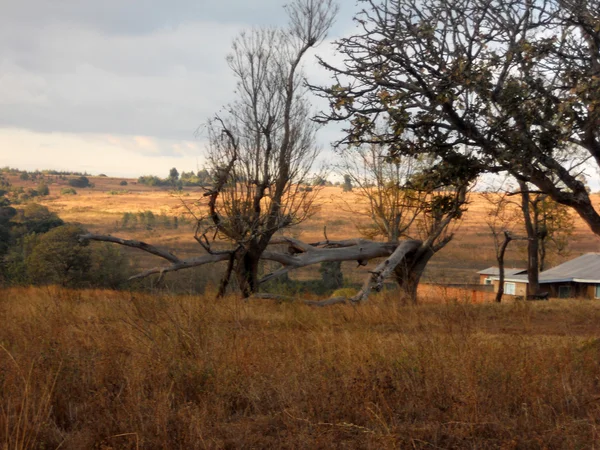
[495,231,512,303]
[393,245,435,304]
[518,181,540,297]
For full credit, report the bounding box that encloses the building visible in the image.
[484,253,600,299]
[477,267,527,286]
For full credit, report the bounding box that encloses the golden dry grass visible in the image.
[2,287,600,448]
[8,173,600,283]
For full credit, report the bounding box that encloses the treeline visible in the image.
[137,168,213,188]
[118,211,191,230]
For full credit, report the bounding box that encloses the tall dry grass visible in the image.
[2,287,600,448]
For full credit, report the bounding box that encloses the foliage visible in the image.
[319,260,344,290]
[168,167,179,182]
[119,211,184,230]
[119,180,128,186]
[12,203,64,236]
[68,176,91,188]
[342,174,353,192]
[36,182,49,196]
[137,175,166,187]
[316,0,600,237]
[89,243,131,289]
[61,187,77,195]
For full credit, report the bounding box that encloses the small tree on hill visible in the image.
[342,174,353,192]
[27,224,92,287]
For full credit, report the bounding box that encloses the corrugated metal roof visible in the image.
[490,253,600,284]
[538,253,600,283]
[477,267,527,276]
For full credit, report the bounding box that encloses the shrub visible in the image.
[61,187,77,195]
[320,261,344,290]
[68,176,91,188]
[26,223,92,286]
[119,180,128,186]
[36,182,49,196]
[14,204,64,235]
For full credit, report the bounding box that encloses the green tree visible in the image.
[26,224,92,286]
[168,167,179,186]
[68,176,91,188]
[13,204,63,236]
[36,182,49,196]
[342,174,353,192]
[89,243,130,289]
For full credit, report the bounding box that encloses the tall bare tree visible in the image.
[200,0,339,296]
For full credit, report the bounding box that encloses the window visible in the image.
[558,286,572,298]
[595,285,600,299]
[485,277,492,285]
[504,282,516,295]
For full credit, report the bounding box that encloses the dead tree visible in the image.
[335,143,471,303]
[197,0,338,297]
[80,231,426,303]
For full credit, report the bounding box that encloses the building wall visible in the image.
[479,274,493,285]
[541,283,598,299]
[491,280,528,297]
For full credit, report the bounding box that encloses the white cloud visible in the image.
[0,128,206,177]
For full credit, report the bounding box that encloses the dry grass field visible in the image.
[4,176,600,448]
[2,287,600,449]
[6,173,600,285]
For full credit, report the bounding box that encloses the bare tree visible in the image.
[484,190,518,302]
[198,0,339,297]
[337,144,470,302]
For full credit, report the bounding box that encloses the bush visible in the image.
[89,243,131,288]
[61,187,77,195]
[26,224,92,286]
[68,176,91,188]
[119,180,128,186]
[319,261,344,290]
[14,204,64,235]
[36,182,49,196]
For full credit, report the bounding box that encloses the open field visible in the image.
[6,173,600,286]
[2,287,600,448]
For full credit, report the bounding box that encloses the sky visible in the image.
[0,0,358,178]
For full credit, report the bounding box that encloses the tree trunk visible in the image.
[495,231,512,303]
[235,250,262,298]
[519,181,540,296]
[393,245,434,304]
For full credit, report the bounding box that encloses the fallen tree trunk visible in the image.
[80,233,423,303]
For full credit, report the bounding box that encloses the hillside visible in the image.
[5,172,600,285]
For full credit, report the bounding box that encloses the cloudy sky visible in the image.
[0,0,357,177]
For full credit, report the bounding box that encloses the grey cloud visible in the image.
[3,0,290,34]
[0,0,357,149]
